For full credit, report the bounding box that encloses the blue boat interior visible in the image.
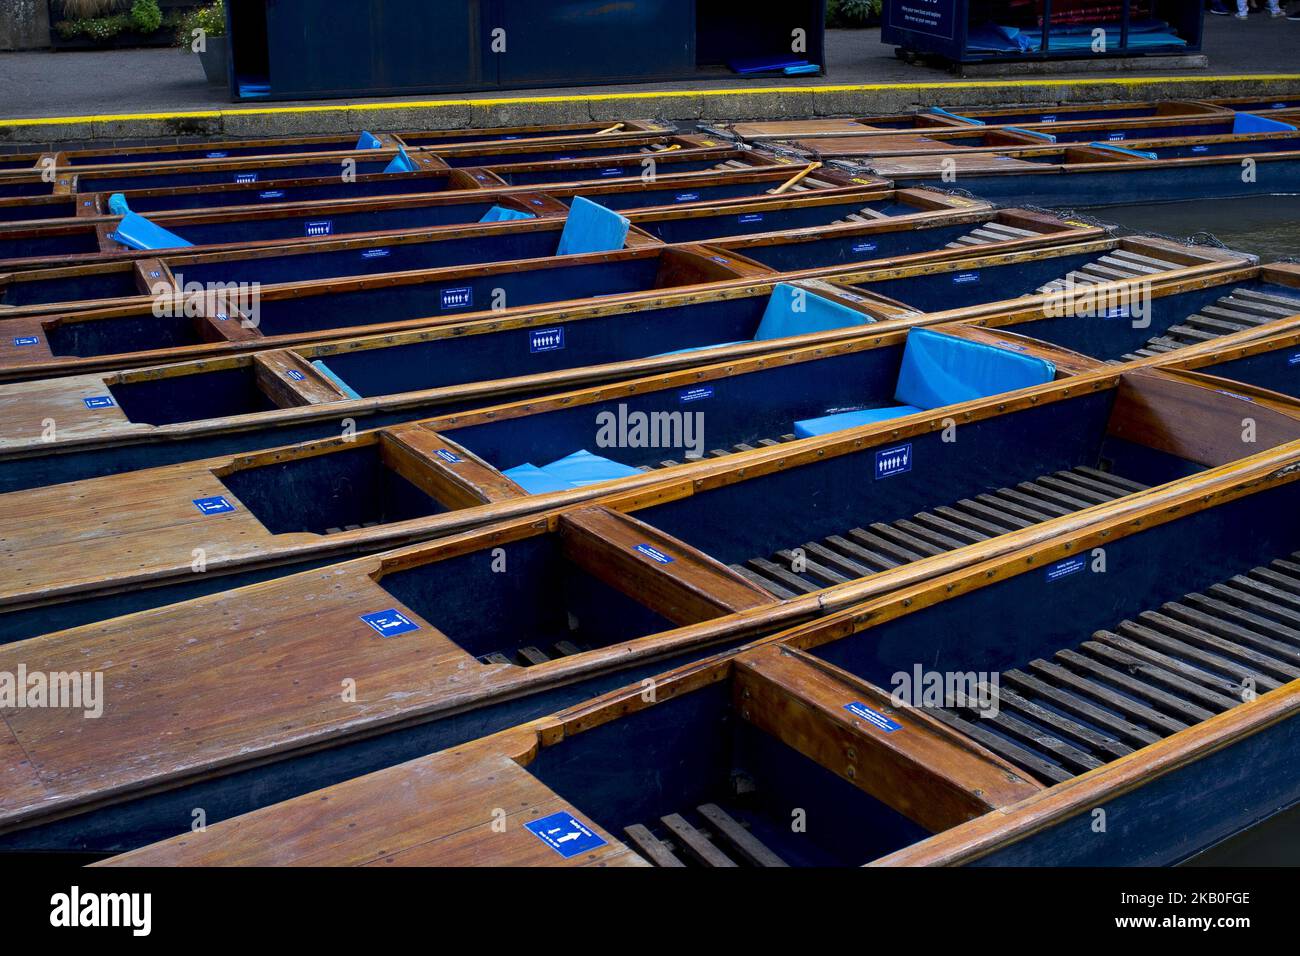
[988,278,1300,363]
[64,137,378,167]
[724,218,1007,273]
[118,171,458,214]
[378,530,680,663]
[443,328,1054,494]
[218,435,451,536]
[79,158,408,194]
[630,197,922,244]
[838,248,1109,313]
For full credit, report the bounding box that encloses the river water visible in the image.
[1075,194,1300,262]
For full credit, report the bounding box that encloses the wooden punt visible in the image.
[0,165,883,272]
[0,187,986,318]
[765,114,1268,160]
[865,130,1300,206]
[943,261,1300,366]
[100,437,1300,867]
[0,121,674,173]
[0,243,775,382]
[722,100,1229,141]
[0,132,703,194]
[0,231,1234,385]
[3,366,1299,853]
[0,136,740,226]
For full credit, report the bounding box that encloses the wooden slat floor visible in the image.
[730,466,1148,598]
[935,552,1300,784]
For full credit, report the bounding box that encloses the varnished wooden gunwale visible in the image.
[93,439,1300,866]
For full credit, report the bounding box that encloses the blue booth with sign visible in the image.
[882,0,1203,64]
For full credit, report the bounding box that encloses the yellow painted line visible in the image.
[4,74,1299,128]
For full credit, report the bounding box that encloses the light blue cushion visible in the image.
[310,360,362,400]
[929,106,983,126]
[652,341,749,357]
[108,212,192,251]
[479,205,536,223]
[894,328,1056,410]
[502,463,575,496]
[793,405,924,438]
[384,148,419,173]
[1232,112,1296,135]
[355,131,383,150]
[108,193,131,215]
[1088,141,1157,160]
[556,196,630,256]
[753,283,875,341]
[539,449,642,487]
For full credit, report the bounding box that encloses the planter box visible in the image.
[197,33,227,85]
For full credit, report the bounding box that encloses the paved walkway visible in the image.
[0,19,1297,145]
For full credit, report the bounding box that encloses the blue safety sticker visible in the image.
[234,172,258,183]
[361,248,390,259]
[1192,145,1209,153]
[738,213,765,224]
[258,190,285,200]
[633,543,674,564]
[13,336,39,347]
[1045,555,1086,582]
[205,151,228,158]
[441,287,473,310]
[1107,132,1126,141]
[286,370,305,381]
[193,496,235,515]
[360,608,420,638]
[83,395,115,409]
[953,272,981,285]
[674,192,700,203]
[875,443,912,480]
[525,812,607,858]
[1288,352,1300,366]
[305,220,332,236]
[852,241,878,254]
[1101,305,1129,319]
[435,449,462,464]
[1040,114,1057,123]
[1217,389,1254,403]
[844,701,902,733]
[678,385,714,403]
[529,327,564,353]
[600,167,624,177]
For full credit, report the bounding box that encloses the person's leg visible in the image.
[1210,0,1230,13]
[1266,0,1283,15]
[1235,0,1249,17]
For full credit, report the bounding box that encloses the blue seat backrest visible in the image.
[109,212,193,251]
[894,328,1056,410]
[108,192,131,215]
[355,131,383,150]
[479,205,537,223]
[752,283,876,341]
[556,196,631,256]
[1232,112,1297,135]
[383,148,419,173]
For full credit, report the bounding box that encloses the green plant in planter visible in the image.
[178,0,227,51]
[129,0,162,33]
[826,0,883,27]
